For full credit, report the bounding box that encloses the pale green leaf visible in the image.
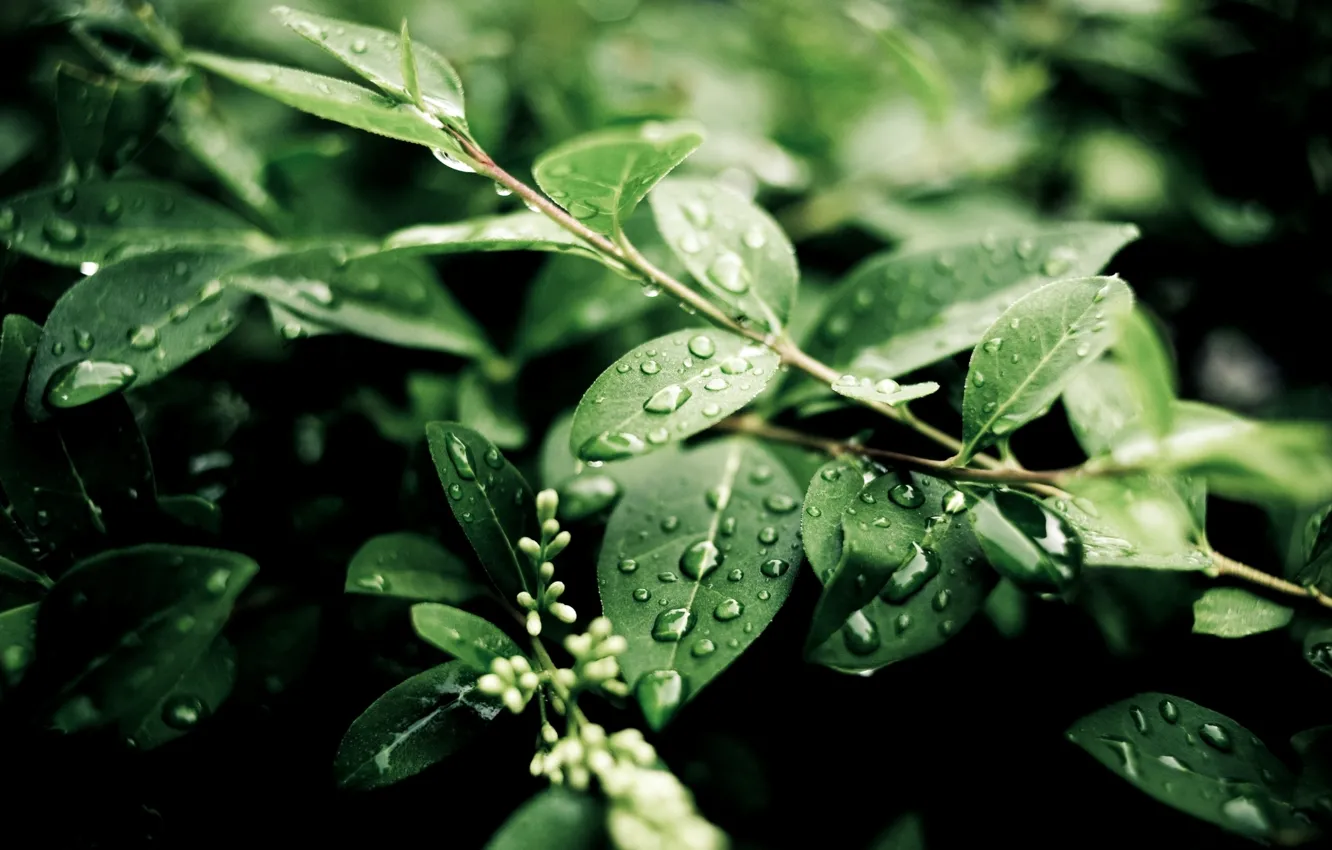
[1193,588,1293,638]
[569,329,779,463]
[650,178,797,333]
[801,458,870,581]
[26,249,254,418]
[346,532,483,604]
[961,277,1133,459]
[1063,359,1140,458]
[806,223,1139,377]
[0,180,269,267]
[334,661,501,790]
[483,789,605,850]
[533,122,704,236]
[456,367,528,450]
[410,603,524,673]
[1052,476,1211,571]
[380,211,602,263]
[829,375,939,407]
[398,20,422,109]
[597,438,802,729]
[1115,307,1176,439]
[513,255,658,362]
[967,488,1084,592]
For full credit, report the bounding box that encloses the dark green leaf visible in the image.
[829,375,939,407]
[569,329,779,463]
[128,637,236,750]
[157,494,222,535]
[0,556,48,609]
[960,277,1133,459]
[805,223,1139,377]
[424,422,537,601]
[334,661,501,790]
[0,602,39,693]
[35,544,258,734]
[230,603,321,702]
[801,458,869,581]
[381,211,602,263]
[596,438,803,729]
[513,255,658,362]
[222,247,493,359]
[1192,588,1293,638]
[1066,693,1317,844]
[538,410,644,522]
[25,249,253,417]
[0,180,269,267]
[533,122,704,236]
[867,812,927,850]
[1052,476,1210,570]
[410,603,524,672]
[967,488,1083,592]
[55,63,172,177]
[354,371,454,445]
[650,178,797,333]
[456,367,528,450]
[345,532,483,604]
[483,788,605,850]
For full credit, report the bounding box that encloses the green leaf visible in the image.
[0,556,47,610]
[1096,401,1332,507]
[855,8,953,122]
[272,6,466,135]
[25,249,254,417]
[596,437,802,729]
[569,329,779,463]
[187,51,461,155]
[55,63,172,177]
[1052,476,1211,570]
[0,602,38,694]
[1114,307,1176,440]
[829,375,939,407]
[0,180,269,267]
[805,223,1139,377]
[1192,588,1293,638]
[1066,693,1316,844]
[483,788,605,850]
[424,422,537,601]
[456,367,528,450]
[533,122,704,236]
[801,459,870,581]
[410,603,524,672]
[222,247,493,359]
[157,494,223,535]
[354,371,454,445]
[961,277,1133,459]
[346,532,483,604]
[538,410,632,522]
[967,488,1084,592]
[36,544,258,734]
[128,637,236,750]
[513,255,658,362]
[381,211,602,263]
[650,178,797,333]
[1062,359,1140,458]
[334,661,501,791]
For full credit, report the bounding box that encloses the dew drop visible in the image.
[708,252,749,294]
[713,598,744,621]
[618,559,639,573]
[127,325,159,350]
[447,483,463,500]
[701,404,721,417]
[757,526,778,545]
[888,483,925,509]
[652,608,696,641]
[691,638,716,657]
[199,280,225,303]
[350,37,368,53]
[660,515,679,532]
[880,543,940,602]
[633,588,651,602]
[42,217,85,248]
[643,383,691,413]
[1130,706,1149,735]
[74,329,94,352]
[764,493,797,513]
[1159,699,1180,724]
[761,558,789,578]
[842,611,881,655]
[46,360,137,408]
[162,695,205,730]
[579,432,646,462]
[742,225,766,249]
[635,670,687,730]
[443,431,476,480]
[1200,723,1234,752]
[640,360,660,375]
[687,335,715,359]
[679,540,723,581]
[719,356,749,375]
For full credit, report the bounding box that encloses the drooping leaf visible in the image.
[272,6,467,135]
[381,211,602,263]
[55,63,173,178]
[1192,588,1293,638]
[569,329,779,463]
[0,602,39,694]
[127,636,236,750]
[805,223,1139,377]
[456,367,528,450]
[513,255,659,363]
[424,422,537,601]
[187,52,462,155]
[829,375,939,407]
[1114,307,1176,440]
[1052,476,1211,570]
[25,249,253,418]
[345,532,483,604]
[597,438,802,729]
[1066,693,1317,844]
[533,122,704,236]
[35,544,258,734]
[410,603,524,673]
[334,661,501,791]
[960,277,1133,459]
[222,247,494,359]
[0,180,268,267]
[650,177,797,333]
[0,556,48,610]
[483,788,606,850]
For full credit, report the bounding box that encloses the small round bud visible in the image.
[536,489,559,523]
[610,729,644,749]
[554,668,578,690]
[550,602,578,624]
[584,657,619,681]
[525,610,543,636]
[580,723,606,746]
[550,694,566,714]
[588,748,615,774]
[566,765,590,791]
[588,616,613,639]
[477,673,505,694]
[509,655,532,675]
[539,561,556,581]
[632,742,657,767]
[516,591,536,610]
[529,753,545,776]
[490,656,514,679]
[517,537,542,560]
[545,580,566,601]
[503,688,527,714]
[601,679,630,698]
[541,518,561,539]
[600,635,628,656]
[564,633,592,657]
[545,530,572,558]
[518,671,541,691]
[561,739,585,763]
[541,723,559,745]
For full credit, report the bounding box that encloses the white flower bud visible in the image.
[610,729,644,750]
[518,671,540,691]
[545,530,572,558]
[541,723,559,745]
[587,748,615,775]
[566,765,590,791]
[550,602,578,624]
[529,753,545,776]
[489,656,514,679]
[516,591,536,610]
[509,655,531,675]
[601,679,629,698]
[632,742,657,767]
[588,616,613,639]
[560,738,585,763]
[526,610,542,636]
[550,694,566,714]
[600,635,628,657]
[503,688,527,714]
[554,668,578,690]
[564,633,592,657]
[580,723,606,746]
[583,657,619,681]
[477,673,505,694]
[536,489,559,523]
[545,580,566,601]
[517,537,542,560]
[608,808,656,850]
[539,561,555,581]
[541,518,561,539]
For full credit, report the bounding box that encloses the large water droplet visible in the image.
[691,639,716,657]
[708,252,749,294]
[687,335,715,359]
[128,325,159,350]
[888,483,925,509]
[713,598,744,621]
[636,670,687,730]
[46,360,137,408]
[652,608,697,641]
[432,147,476,173]
[74,329,94,352]
[42,217,85,249]
[879,543,940,602]
[643,384,691,413]
[969,490,1083,591]
[761,559,789,578]
[1221,796,1273,836]
[764,493,797,513]
[679,540,723,581]
[580,432,646,462]
[162,694,205,730]
[1199,723,1234,752]
[1159,698,1180,724]
[841,610,881,655]
[719,356,749,375]
[443,431,475,480]
[639,360,660,375]
[560,475,620,519]
[633,588,651,602]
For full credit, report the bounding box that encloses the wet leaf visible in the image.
[411,603,524,673]
[829,376,939,407]
[967,488,1084,592]
[1052,476,1210,570]
[456,367,528,450]
[127,636,236,750]
[483,788,605,850]
[345,532,483,604]
[0,602,38,693]
[55,63,172,178]
[157,494,222,535]
[1192,588,1293,638]
[381,211,601,263]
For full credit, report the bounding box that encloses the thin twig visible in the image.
[1210,552,1332,610]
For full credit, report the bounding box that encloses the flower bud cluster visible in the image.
[476,655,541,714]
[561,616,630,698]
[515,489,575,636]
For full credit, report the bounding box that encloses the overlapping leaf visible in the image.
[345,532,483,604]
[411,603,524,672]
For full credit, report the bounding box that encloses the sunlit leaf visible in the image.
[456,367,528,450]
[381,211,602,263]
[1192,588,1293,638]
[411,603,524,673]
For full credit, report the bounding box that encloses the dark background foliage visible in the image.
[1,0,1330,847]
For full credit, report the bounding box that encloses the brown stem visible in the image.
[1210,552,1332,610]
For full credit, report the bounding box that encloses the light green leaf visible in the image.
[847,3,953,122]
[533,122,704,236]
[410,603,524,673]
[1052,476,1211,570]
[650,178,797,333]
[569,329,779,463]
[483,789,605,850]
[539,410,667,523]
[961,277,1133,459]
[398,20,423,109]
[1066,693,1315,844]
[188,51,462,155]
[424,422,537,601]
[513,255,658,362]
[967,488,1084,592]
[273,6,466,135]
[1096,401,1332,507]
[801,458,870,581]
[381,211,602,263]
[829,375,939,407]
[597,438,803,729]
[1192,588,1293,638]
[25,249,254,418]
[128,637,236,750]
[1115,307,1176,439]
[346,532,483,604]
[0,602,38,693]
[55,63,171,178]
[1063,359,1140,458]
[456,367,528,450]
[334,661,501,791]
[36,544,258,735]
[806,223,1139,377]
[222,247,493,359]
[0,180,269,267]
